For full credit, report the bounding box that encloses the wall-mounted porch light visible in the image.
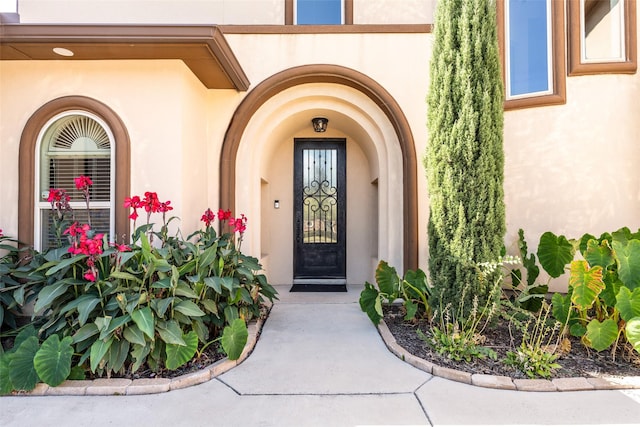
[311,117,328,133]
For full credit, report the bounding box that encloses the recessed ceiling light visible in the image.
[53,47,74,57]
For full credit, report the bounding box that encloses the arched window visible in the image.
[19,96,130,250]
[36,112,114,250]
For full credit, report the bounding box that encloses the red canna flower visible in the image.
[124,196,141,220]
[218,209,232,221]
[142,192,160,213]
[84,270,97,282]
[158,200,173,213]
[201,208,216,228]
[74,176,93,191]
[229,214,247,235]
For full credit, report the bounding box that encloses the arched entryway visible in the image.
[220,65,418,283]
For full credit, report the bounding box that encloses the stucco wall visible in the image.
[15,0,433,25]
[0,59,240,241]
[1,20,638,289]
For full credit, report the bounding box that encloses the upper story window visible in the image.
[296,0,343,24]
[568,0,637,75]
[286,0,352,25]
[36,112,114,250]
[497,0,566,110]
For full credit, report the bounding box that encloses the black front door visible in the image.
[293,138,346,279]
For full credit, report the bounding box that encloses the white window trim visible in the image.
[580,0,627,64]
[293,0,345,25]
[34,110,116,250]
[504,0,554,100]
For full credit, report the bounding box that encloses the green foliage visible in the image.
[425,0,505,315]
[507,230,547,312]
[503,303,562,379]
[536,232,576,278]
[0,212,276,394]
[0,236,39,331]
[358,261,431,325]
[419,277,501,363]
[534,227,640,357]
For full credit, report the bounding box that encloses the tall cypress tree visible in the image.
[425,0,505,310]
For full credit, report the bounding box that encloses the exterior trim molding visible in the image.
[0,24,250,90]
[220,64,419,271]
[567,0,637,76]
[220,24,432,34]
[496,0,566,110]
[19,96,131,247]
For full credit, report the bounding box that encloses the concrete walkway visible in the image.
[2,285,640,426]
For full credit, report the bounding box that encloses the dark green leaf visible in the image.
[72,323,99,344]
[90,337,113,373]
[165,331,198,370]
[34,282,72,313]
[123,324,147,346]
[131,306,155,339]
[157,320,186,346]
[33,335,73,387]
[375,260,400,297]
[537,232,575,278]
[174,300,205,317]
[359,282,382,324]
[9,336,40,391]
[613,239,640,290]
[221,319,248,360]
[615,286,640,322]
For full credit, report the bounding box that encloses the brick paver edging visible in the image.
[16,313,268,397]
[377,319,640,392]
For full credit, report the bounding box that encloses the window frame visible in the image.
[497,0,566,110]
[34,110,116,251]
[19,96,130,249]
[285,0,353,25]
[568,0,637,75]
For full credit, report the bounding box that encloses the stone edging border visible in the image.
[13,312,268,397]
[377,319,640,392]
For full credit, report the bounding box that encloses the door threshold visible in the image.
[290,278,347,292]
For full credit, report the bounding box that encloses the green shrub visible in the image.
[0,184,276,394]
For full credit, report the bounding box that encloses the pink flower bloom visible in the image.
[111,243,131,252]
[0,229,3,237]
[84,270,96,282]
[158,200,173,213]
[229,214,247,234]
[74,175,93,191]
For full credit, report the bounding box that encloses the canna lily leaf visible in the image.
[131,306,155,339]
[174,300,206,317]
[123,324,147,346]
[157,320,186,346]
[107,339,130,373]
[72,323,99,344]
[203,277,222,293]
[569,260,604,311]
[221,318,248,360]
[90,337,113,373]
[33,335,73,387]
[165,331,198,370]
[45,255,87,276]
[34,282,72,313]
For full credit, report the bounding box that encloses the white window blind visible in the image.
[37,113,114,250]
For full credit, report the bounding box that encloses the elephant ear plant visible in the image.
[0,180,276,394]
[537,228,640,357]
[359,260,431,324]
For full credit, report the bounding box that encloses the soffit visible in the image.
[0,24,250,90]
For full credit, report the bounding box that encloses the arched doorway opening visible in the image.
[221,65,418,283]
